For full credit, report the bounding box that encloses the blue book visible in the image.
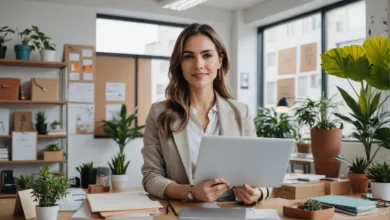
[310,195,376,211]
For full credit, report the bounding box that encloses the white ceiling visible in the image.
[203,0,267,10]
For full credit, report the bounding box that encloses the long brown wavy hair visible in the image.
[158,23,234,139]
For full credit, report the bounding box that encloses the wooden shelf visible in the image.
[0,135,66,139]
[0,100,66,105]
[0,59,66,68]
[0,160,67,164]
[0,193,16,198]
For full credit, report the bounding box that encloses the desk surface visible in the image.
[1,191,389,220]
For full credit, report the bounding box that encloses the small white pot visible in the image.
[371,182,390,201]
[40,50,56,62]
[35,205,59,220]
[111,174,128,190]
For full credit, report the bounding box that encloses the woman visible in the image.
[141,23,272,205]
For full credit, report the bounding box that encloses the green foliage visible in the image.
[293,93,343,130]
[321,36,390,164]
[17,27,40,50]
[0,26,15,47]
[30,25,56,51]
[108,152,130,175]
[50,120,62,130]
[367,162,390,183]
[46,143,60,151]
[30,166,69,207]
[335,155,369,174]
[298,199,322,211]
[14,175,34,190]
[254,107,297,139]
[76,161,94,174]
[36,112,47,125]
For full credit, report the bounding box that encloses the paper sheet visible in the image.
[83,73,93,81]
[70,72,80,81]
[12,132,37,160]
[0,109,9,135]
[106,104,122,121]
[71,204,89,219]
[82,49,93,57]
[246,209,280,219]
[68,104,94,134]
[69,83,94,103]
[69,53,80,61]
[106,83,126,101]
[83,59,93,66]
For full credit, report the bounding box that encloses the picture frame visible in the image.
[240,72,249,89]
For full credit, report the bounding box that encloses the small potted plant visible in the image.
[76,161,97,189]
[296,138,311,153]
[100,104,144,190]
[14,174,34,191]
[15,27,39,60]
[43,143,64,161]
[283,198,335,219]
[50,120,61,130]
[367,162,390,201]
[254,107,297,139]
[31,166,69,220]
[0,26,15,59]
[35,112,47,135]
[31,26,56,62]
[336,155,369,193]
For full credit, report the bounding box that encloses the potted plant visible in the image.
[50,120,61,130]
[336,155,370,193]
[254,107,297,139]
[367,162,390,200]
[283,198,335,219]
[0,26,15,59]
[296,138,311,154]
[14,174,34,191]
[43,143,64,161]
[76,161,96,189]
[35,112,47,134]
[31,166,69,220]
[15,27,39,60]
[321,36,390,166]
[100,104,144,190]
[293,94,344,177]
[30,26,56,62]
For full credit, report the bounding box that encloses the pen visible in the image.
[297,178,310,182]
[168,201,178,216]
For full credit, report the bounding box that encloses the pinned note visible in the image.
[82,49,93,57]
[70,72,80,81]
[69,53,80,61]
[106,83,125,101]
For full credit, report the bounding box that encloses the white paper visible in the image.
[69,83,94,103]
[71,205,89,219]
[0,109,9,135]
[106,104,122,121]
[106,83,126,101]
[83,59,93,66]
[69,53,80,61]
[246,209,280,220]
[202,202,220,208]
[70,72,80,81]
[68,104,94,134]
[82,49,93,57]
[12,132,37,160]
[284,173,325,182]
[83,73,93,81]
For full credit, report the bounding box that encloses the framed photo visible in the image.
[240,72,249,89]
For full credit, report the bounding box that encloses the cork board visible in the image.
[137,58,152,130]
[277,78,295,104]
[64,44,96,85]
[300,42,317,72]
[94,56,135,136]
[278,47,297,75]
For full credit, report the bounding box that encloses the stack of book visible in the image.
[312,195,378,216]
[0,147,9,161]
[48,129,67,136]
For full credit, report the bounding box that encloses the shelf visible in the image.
[0,193,16,198]
[0,59,66,68]
[0,160,67,164]
[0,100,66,105]
[0,135,66,139]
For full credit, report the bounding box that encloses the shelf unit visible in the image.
[0,100,66,105]
[0,59,66,68]
[0,160,67,164]
[0,135,67,139]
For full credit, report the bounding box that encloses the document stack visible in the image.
[0,145,9,161]
[48,129,67,135]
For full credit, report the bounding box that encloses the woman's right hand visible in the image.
[191,178,232,202]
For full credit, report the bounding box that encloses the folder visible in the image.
[311,195,376,211]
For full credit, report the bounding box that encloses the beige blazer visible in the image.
[141,92,272,200]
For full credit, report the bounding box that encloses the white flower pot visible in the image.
[35,205,59,220]
[111,174,128,190]
[371,182,390,201]
[40,50,56,62]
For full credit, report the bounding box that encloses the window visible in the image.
[298,76,308,98]
[336,21,345,32]
[311,74,321,89]
[267,28,276,42]
[266,82,276,105]
[267,52,276,66]
[287,23,295,36]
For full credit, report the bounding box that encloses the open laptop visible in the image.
[193,136,295,187]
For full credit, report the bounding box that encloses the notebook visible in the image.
[311,195,376,211]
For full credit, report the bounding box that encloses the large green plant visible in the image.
[0,26,15,47]
[17,27,40,50]
[31,166,69,207]
[321,36,390,164]
[254,107,297,139]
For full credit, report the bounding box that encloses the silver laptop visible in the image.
[193,136,295,187]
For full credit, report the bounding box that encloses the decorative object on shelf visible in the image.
[31,78,59,102]
[254,107,297,139]
[15,27,38,61]
[50,120,61,130]
[283,199,335,220]
[336,156,370,193]
[12,132,37,161]
[100,104,144,190]
[35,112,47,135]
[31,166,69,220]
[14,111,33,132]
[0,109,10,135]
[76,161,96,189]
[0,78,20,101]
[96,167,110,187]
[0,26,15,59]
[30,26,56,62]
[14,174,34,192]
[367,162,390,201]
[43,143,63,161]
[293,94,343,178]
[19,85,26,100]
[1,170,16,194]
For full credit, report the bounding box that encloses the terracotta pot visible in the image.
[310,129,342,178]
[348,172,370,193]
[283,202,335,219]
[297,143,311,153]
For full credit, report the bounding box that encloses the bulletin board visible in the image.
[278,47,297,75]
[300,42,317,72]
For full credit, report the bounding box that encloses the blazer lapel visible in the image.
[172,119,193,184]
[216,92,239,136]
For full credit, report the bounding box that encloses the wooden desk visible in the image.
[1,192,389,219]
[290,157,314,173]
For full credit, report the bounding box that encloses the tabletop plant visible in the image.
[30,25,56,51]
[254,107,297,139]
[35,111,48,134]
[367,162,390,183]
[298,199,322,211]
[14,174,35,191]
[46,143,60,151]
[0,26,15,59]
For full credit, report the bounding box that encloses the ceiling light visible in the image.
[162,0,208,11]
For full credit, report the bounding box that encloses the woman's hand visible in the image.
[191,178,232,202]
[233,184,262,205]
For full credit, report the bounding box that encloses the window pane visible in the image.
[96,18,184,56]
[151,60,170,103]
[326,1,366,139]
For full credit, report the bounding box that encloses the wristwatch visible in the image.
[188,184,195,200]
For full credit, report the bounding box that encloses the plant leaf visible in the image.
[321,48,349,79]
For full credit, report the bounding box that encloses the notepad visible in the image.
[311,195,376,211]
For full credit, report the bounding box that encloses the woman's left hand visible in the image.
[233,184,262,205]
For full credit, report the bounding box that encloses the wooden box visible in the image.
[283,202,335,220]
[321,179,351,195]
[0,78,20,101]
[43,150,64,161]
[31,78,59,102]
[274,182,325,200]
